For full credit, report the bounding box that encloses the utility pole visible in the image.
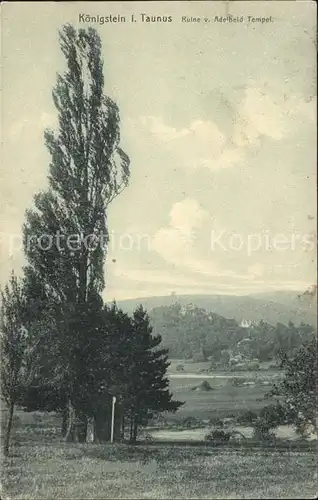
[110,396,116,443]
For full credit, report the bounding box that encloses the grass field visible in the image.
[167,360,280,420]
[1,362,316,499]
[1,420,317,499]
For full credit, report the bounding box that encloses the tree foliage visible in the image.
[268,339,317,432]
[23,24,130,306]
[0,273,29,454]
[124,305,183,441]
[20,24,130,440]
[149,304,316,362]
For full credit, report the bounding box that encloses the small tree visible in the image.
[14,268,73,438]
[252,404,286,442]
[268,338,317,435]
[0,273,28,455]
[126,305,184,442]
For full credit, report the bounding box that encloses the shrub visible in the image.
[269,362,280,369]
[192,353,206,362]
[237,410,258,425]
[259,403,286,426]
[232,377,245,387]
[297,421,316,438]
[190,380,214,392]
[143,433,155,443]
[12,414,21,425]
[268,340,317,433]
[246,362,260,371]
[198,380,213,391]
[205,429,232,443]
[252,417,276,442]
[252,404,286,441]
[208,417,224,428]
[176,364,184,372]
[180,416,201,428]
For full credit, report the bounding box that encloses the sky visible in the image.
[1,1,317,301]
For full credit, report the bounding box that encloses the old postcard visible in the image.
[1,1,317,498]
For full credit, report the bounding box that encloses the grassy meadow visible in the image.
[166,360,280,420]
[1,410,317,499]
[1,362,317,499]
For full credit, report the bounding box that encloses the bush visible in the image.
[192,353,206,362]
[176,364,184,372]
[269,362,280,369]
[180,416,202,428]
[208,417,224,428]
[246,362,260,371]
[198,380,213,391]
[205,429,232,443]
[297,421,316,438]
[209,362,217,370]
[12,414,21,425]
[268,340,317,433]
[142,433,154,443]
[190,380,214,392]
[259,403,286,426]
[251,404,286,441]
[237,410,258,425]
[252,417,276,442]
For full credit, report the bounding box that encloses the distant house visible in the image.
[240,319,252,328]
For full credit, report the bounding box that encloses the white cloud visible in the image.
[233,83,316,149]
[152,199,253,281]
[169,198,208,232]
[152,198,210,264]
[152,226,195,262]
[126,82,316,176]
[139,116,190,142]
[128,115,241,171]
[247,263,265,278]
[188,119,225,150]
[234,86,285,146]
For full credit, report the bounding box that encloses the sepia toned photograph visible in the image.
[0,1,317,498]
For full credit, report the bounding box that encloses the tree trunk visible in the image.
[78,415,88,443]
[93,416,100,443]
[94,410,111,442]
[61,406,69,437]
[64,399,75,442]
[78,251,88,305]
[120,410,125,441]
[132,421,138,443]
[3,400,15,456]
[114,401,122,441]
[129,413,134,442]
[64,399,87,442]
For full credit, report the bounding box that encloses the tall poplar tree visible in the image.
[22,24,130,440]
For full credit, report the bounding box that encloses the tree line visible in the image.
[0,24,182,455]
[150,303,316,362]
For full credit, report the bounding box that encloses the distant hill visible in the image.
[115,291,316,327]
